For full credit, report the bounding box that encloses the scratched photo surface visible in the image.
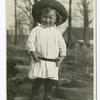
[7,0,95,100]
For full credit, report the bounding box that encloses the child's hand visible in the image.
[30,51,40,62]
[56,56,65,67]
[56,61,61,67]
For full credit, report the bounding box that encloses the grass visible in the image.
[7,34,94,100]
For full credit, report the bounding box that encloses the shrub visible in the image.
[59,42,93,82]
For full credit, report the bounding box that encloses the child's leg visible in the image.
[44,79,58,100]
[30,78,44,100]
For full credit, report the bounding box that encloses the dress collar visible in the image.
[37,23,56,28]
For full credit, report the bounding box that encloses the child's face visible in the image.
[40,8,57,27]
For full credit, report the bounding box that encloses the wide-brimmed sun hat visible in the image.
[32,0,68,26]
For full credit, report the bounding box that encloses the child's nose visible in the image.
[46,18,50,23]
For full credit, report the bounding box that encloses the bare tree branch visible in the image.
[88,9,92,13]
[29,0,33,7]
[17,5,30,18]
[88,19,93,24]
[24,1,30,12]
[17,22,31,26]
[73,14,83,20]
[77,0,93,42]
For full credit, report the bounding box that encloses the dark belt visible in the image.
[38,56,59,62]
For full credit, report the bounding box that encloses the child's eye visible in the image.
[49,17,53,19]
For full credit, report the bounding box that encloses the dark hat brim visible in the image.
[32,0,68,25]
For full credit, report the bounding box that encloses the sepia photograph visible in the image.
[7,0,95,100]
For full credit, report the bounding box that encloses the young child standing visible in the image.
[26,0,68,100]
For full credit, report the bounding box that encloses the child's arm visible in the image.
[30,51,40,62]
[26,27,40,62]
[56,56,65,67]
[57,32,67,67]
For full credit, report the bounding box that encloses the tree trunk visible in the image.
[82,0,89,43]
[14,0,17,45]
[32,0,39,28]
[67,0,72,47]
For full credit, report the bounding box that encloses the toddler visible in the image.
[26,0,68,100]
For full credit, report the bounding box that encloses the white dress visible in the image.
[26,24,66,80]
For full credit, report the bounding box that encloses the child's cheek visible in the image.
[51,20,56,25]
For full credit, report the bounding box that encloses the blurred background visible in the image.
[7,0,94,100]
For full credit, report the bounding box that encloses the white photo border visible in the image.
[0,0,99,100]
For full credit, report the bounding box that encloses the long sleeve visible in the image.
[26,28,37,52]
[58,32,67,57]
